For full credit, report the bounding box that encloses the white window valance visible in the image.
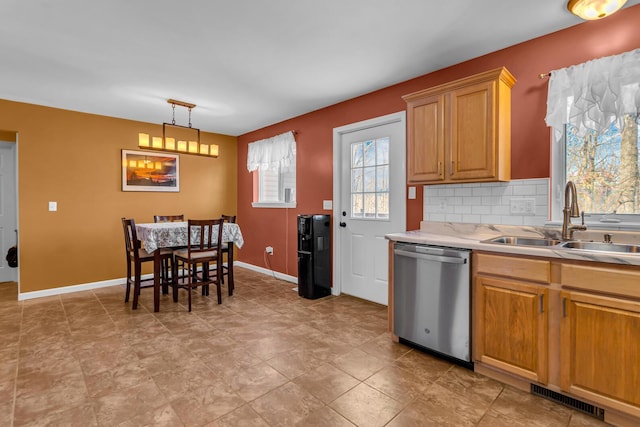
[545,48,640,138]
[247,131,296,172]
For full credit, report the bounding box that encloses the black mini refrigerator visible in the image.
[297,214,331,299]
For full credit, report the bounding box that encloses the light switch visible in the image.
[48,201,57,212]
[408,186,416,199]
[323,200,333,210]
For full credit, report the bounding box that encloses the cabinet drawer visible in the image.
[560,264,640,299]
[476,253,551,283]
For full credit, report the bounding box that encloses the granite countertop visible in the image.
[385,221,640,266]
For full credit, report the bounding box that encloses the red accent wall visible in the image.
[237,5,640,276]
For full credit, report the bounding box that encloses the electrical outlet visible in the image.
[266,246,274,255]
[510,198,536,215]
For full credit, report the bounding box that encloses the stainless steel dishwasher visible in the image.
[393,241,472,366]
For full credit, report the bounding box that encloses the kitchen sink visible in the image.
[481,235,640,255]
[557,241,640,253]
[483,236,562,247]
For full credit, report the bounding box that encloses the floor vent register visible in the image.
[531,384,605,421]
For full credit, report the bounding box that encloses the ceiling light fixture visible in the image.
[138,99,219,158]
[567,0,627,20]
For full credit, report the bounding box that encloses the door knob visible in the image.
[339,222,346,228]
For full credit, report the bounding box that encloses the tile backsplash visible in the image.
[423,178,549,226]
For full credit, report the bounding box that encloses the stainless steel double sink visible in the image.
[483,236,640,253]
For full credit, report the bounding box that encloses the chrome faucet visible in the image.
[562,181,587,240]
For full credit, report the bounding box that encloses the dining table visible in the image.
[136,221,244,312]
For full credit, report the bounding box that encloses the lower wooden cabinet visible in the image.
[474,252,640,425]
[475,275,548,383]
[560,290,640,415]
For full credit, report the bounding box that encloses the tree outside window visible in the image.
[566,114,639,215]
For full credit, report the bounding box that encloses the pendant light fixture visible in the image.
[567,0,627,20]
[138,99,219,158]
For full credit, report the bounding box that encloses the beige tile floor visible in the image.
[0,268,610,426]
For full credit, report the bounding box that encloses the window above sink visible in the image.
[550,117,640,231]
[547,49,640,231]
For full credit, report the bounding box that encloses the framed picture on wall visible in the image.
[121,149,180,192]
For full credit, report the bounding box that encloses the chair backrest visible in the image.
[187,218,224,256]
[154,214,184,223]
[121,217,141,260]
[221,214,236,224]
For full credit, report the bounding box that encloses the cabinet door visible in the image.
[406,94,444,183]
[449,80,495,181]
[475,275,548,383]
[560,291,640,411]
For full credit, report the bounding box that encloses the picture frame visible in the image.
[121,149,179,192]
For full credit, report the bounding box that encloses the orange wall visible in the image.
[237,5,640,277]
[0,99,237,293]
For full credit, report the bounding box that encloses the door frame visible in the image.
[332,111,406,297]
[0,138,19,286]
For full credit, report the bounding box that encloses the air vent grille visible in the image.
[531,384,604,420]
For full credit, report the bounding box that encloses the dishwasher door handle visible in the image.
[394,249,467,264]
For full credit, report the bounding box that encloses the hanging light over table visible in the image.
[138,99,219,158]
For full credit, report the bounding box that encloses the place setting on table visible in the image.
[123,216,244,312]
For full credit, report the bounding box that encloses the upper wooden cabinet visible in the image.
[403,67,516,184]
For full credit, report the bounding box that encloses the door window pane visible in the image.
[352,194,363,218]
[376,165,389,192]
[364,167,376,192]
[352,143,363,168]
[350,137,390,220]
[364,140,376,166]
[351,169,363,192]
[364,194,376,217]
[376,139,389,164]
[377,193,389,218]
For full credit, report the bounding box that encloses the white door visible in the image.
[333,112,406,305]
[0,142,18,283]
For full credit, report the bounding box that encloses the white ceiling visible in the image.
[1,0,638,136]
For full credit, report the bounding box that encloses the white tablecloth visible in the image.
[136,221,244,253]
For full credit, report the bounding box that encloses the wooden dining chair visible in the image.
[172,218,224,311]
[121,217,173,309]
[153,214,184,282]
[220,214,236,295]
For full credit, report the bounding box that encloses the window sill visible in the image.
[252,202,297,209]
[546,220,640,231]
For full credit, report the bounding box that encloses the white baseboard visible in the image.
[18,276,131,301]
[235,261,298,284]
[17,263,297,301]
